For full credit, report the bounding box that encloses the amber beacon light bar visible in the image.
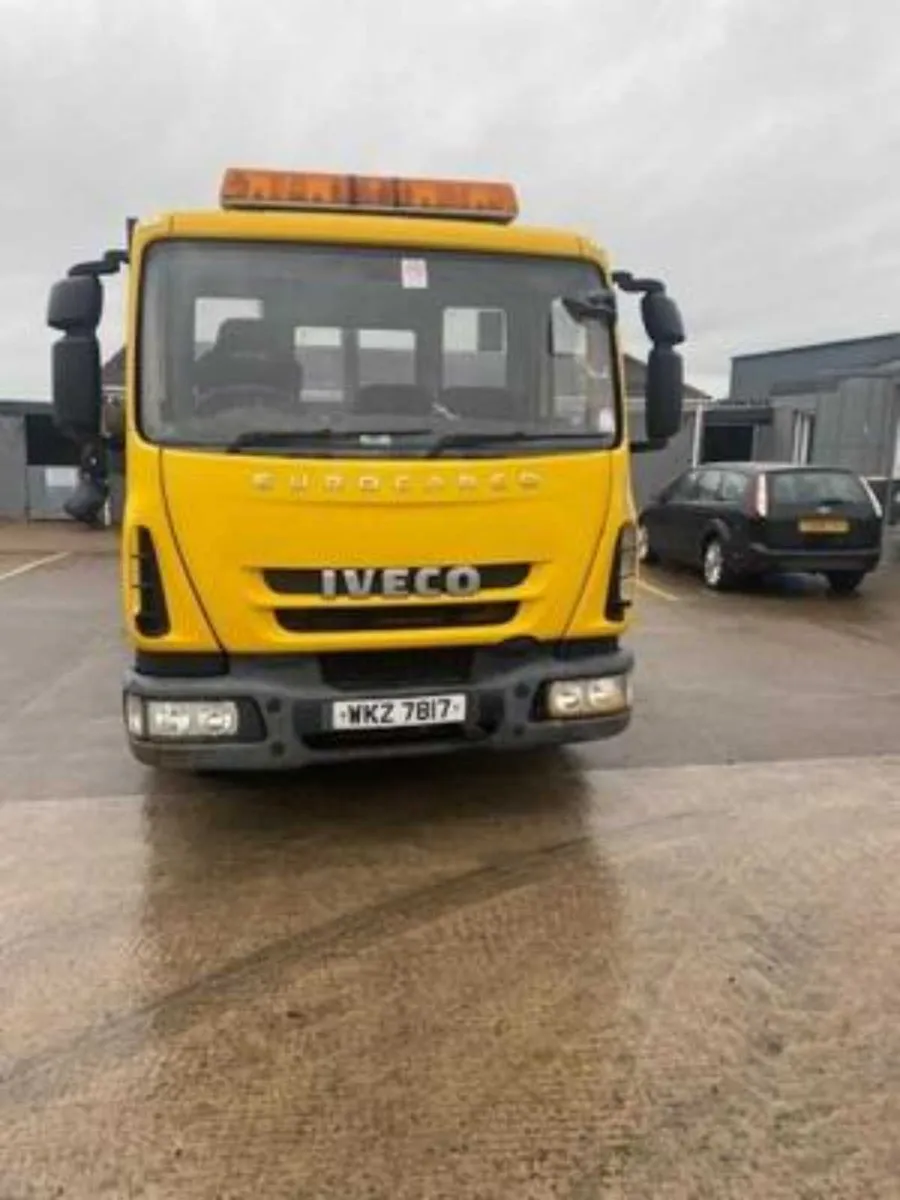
[219,168,519,224]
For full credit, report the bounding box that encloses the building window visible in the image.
[791,412,815,464]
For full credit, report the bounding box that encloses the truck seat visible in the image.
[195,319,302,397]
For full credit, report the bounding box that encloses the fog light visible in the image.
[585,677,631,714]
[144,700,240,740]
[125,693,145,738]
[546,674,631,720]
[546,680,586,718]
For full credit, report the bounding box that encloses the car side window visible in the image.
[696,469,723,501]
[665,471,699,502]
[720,471,748,504]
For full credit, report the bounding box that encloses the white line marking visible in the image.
[0,552,70,584]
[637,576,680,602]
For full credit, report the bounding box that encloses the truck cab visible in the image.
[46,169,684,770]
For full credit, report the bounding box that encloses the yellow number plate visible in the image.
[799,518,849,534]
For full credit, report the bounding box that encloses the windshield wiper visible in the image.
[426,429,610,457]
[228,427,433,453]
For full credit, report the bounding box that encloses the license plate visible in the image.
[799,518,849,534]
[331,693,467,731]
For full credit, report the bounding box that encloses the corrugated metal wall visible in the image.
[769,378,899,477]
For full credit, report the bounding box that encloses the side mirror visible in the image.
[47,275,103,334]
[47,274,104,444]
[641,291,685,348]
[645,345,683,443]
[51,335,103,442]
[615,271,686,450]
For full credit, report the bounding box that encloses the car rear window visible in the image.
[768,470,869,507]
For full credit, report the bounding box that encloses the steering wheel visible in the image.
[194,383,297,418]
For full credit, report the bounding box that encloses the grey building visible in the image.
[723,333,900,519]
[0,399,82,520]
[731,333,900,403]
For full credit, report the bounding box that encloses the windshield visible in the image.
[769,469,870,507]
[138,241,620,455]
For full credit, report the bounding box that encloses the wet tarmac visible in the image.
[1,541,899,1198]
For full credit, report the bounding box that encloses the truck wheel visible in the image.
[826,570,866,595]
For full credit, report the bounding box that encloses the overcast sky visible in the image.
[3,0,899,399]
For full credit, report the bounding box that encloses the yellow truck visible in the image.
[46,169,684,771]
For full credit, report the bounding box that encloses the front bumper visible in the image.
[124,639,633,771]
[740,544,881,576]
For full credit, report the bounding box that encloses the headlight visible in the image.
[127,697,240,740]
[124,693,146,738]
[546,674,632,720]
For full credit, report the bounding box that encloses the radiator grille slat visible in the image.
[276,602,517,634]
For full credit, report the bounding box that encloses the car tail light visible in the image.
[751,474,768,519]
[860,478,884,519]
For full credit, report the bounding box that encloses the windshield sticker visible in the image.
[401,258,428,289]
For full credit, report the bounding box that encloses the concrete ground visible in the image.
[1,530,899,1199]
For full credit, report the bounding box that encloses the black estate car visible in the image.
[638,463,883,593]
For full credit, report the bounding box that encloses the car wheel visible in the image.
[637,521,658,565]
[702,535,734,591]
[826,570,866,595]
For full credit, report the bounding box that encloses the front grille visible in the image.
[276,602,518,634]
[320,647,475,690]
[264,563,530,595]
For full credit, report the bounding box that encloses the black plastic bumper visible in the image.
[740,544,881,575]
[124,640,633,772]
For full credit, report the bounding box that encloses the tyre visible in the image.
[826,570,866,595]
[637,521,658,565]
[702,535,735,591]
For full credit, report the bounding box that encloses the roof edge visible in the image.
[732,330,900,363]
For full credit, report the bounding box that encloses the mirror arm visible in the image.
[629,438,667,454]
[68,248,129,278]
[612,271,666,297]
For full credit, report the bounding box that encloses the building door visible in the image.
[701,422,755,463]
[791,412,816,464]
